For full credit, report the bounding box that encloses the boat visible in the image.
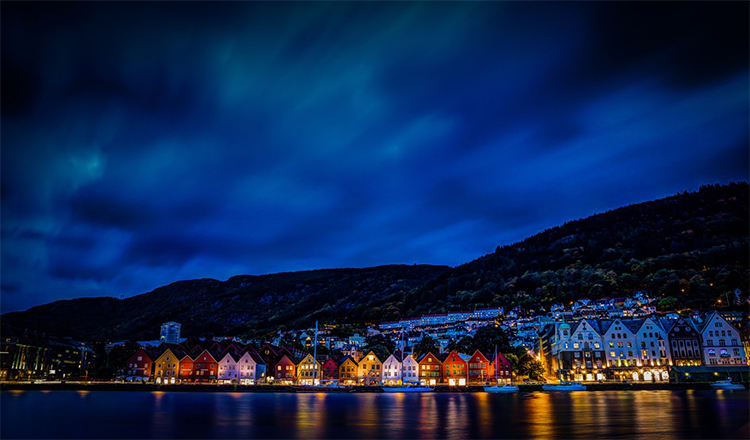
[542,382,587,391]
[382,386,433,393]
[484,345,519,393]
[710,379,745,390]
[484,384,520,393]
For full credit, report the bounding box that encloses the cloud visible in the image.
[1,1,747,312]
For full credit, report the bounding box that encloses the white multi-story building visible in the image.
[471,307,504,319]
[634,317,671,368]
[447,311,473,323]
[602,319,638,368]
[159,322,181,345]
[699,311,747,366]
[420,314,448,326]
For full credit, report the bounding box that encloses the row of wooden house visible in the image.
[125,339,512,386]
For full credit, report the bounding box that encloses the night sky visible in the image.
[2,2,748,313]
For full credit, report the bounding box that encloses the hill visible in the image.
[401,182,748,316]
[3,182,747,341]
[1,265,449,341]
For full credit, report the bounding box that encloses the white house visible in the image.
[699,311,747,366]
[217,352,240,383]
[236,351,265,384]
[401,354,420,384]
[382,352,403,385]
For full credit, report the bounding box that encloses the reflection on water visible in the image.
[2,390,748,439]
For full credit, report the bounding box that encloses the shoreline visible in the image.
[2,382,745,393]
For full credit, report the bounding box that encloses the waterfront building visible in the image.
[490,351,512,385]
[602,319,639,373]
[401,354,420,384]
[320,357,340,383]
[273,355,297,384]
[338,356,359,385]
[663,318,703,366]
[357,351,383,385]
[417,352,444,386]
[193,349,219,382]
[698,311,747,366]
[217,351,240,384]
[178,352,194,382]
[296,353,322,385]
[382,351,404,385]
[159,322,181,345]
[442,350,468,386]
[467,350,492,384]
[153,348,180,384]
[125,348,154,381]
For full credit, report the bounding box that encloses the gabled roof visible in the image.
[338,355,359,367]
[248,352,265,365]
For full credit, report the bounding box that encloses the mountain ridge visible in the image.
[3,182,747,341]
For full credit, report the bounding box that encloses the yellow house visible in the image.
[338,356,359,385]
[154,349,180,384]
[295,353,322,385]
[357,351,382,385]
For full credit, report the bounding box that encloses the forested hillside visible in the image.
[401,182,748,316]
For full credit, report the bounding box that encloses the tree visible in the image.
[446,336,473,354]
[471,326,512,355]
[657,296,679,311]
[414,335,439,357]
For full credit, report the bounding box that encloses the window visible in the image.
[137,356,142,361]
[610,351,616,358]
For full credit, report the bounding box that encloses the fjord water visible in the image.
[2,390,748,439]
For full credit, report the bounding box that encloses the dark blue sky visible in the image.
[2,2,748,313]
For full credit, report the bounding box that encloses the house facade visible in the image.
[125,348,153,380]
[401,355,420,384]
[665,318,703,366]
[382,353,403,385]
[442,350,467,386]
[153,349,180,384]
[338,356,359,385]
[467,350,492,384]
[357,351,382,385]
[418,352,443,386]
[699,312,747,366]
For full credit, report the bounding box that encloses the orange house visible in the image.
[179,353,195,382]
[442,350,468,386]
[417,352,443,386]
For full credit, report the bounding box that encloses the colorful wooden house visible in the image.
[320,357,341,383]
[193,349,219,383]
[467,350,492,385]
[295,353,322,385]
[357,351,383,385]
[178,352,195,382]
[125,348,154,381]
[153,348,181,384]
[490,351,513,385]
[442,350,468,386]
[273,355,296,384]
[217,351,240,384]
[338,356,359,385]
[382,351,404,385]
[401,354,420,384]
[417,352,443,386]
[236,351,265,384]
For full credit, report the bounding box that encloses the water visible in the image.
[2,390,748,439]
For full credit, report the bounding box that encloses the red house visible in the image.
[179,353,195,382]
[193,349,219,382]
[273,355,296,384]
[442,350,468,386]
[467,350,492,385]
[320,357,340,383]
[417,352,443,386]
[125,348,154,381]
[490,352,513,385]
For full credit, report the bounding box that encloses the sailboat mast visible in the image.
[312,320,318,386]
